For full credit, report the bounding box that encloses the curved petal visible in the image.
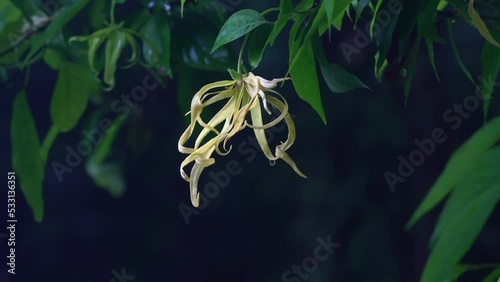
[249,94,278,161]
[245,89,288,130]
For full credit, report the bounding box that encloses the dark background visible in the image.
[1,1,499,281]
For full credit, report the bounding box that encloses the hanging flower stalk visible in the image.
[178,71,307,207]
[69,0,140,91]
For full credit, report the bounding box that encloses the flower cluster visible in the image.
[178,72,306,207]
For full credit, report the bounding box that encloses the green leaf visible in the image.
[268,0,293,46]
[51,61,96,132]
[406,116,500,229]
[354,0,371,26]
[248,24,273,69]
[324,0,334,30]
[404,36,422,105]
[0,0,22,30]
[425,38,441,82]
[448,21,477,87]
[11,91,45,222]
[288,14,307,65]
[430,146,500,246]
[211,9,267,53]
[370,0,385,39]
[320,63,371,93]
[25,0,90,62]
[180,0,186,16]
[295,0,314,12]
[420,177,500,282]
[437,0,448,11]
[290,40,326,124]
[468,0,500,48]
[480,38,500,121]
[450,264,500,281]
[88,0,107,30]
[85,116,126,198]
[483,269,500,282]
[317,0,352,33]
[142,14,172,77]
[332,0,352,30]
[43,48,62,70]
[417,0,444,42]
[9,0,37,20]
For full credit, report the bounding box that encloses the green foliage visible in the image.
[247,24,272,69]
[11,91,45,222]
[406,116,500,229]
[469,0,500,47]
[50,61,97,132]
[211,9,267,53]
[320,63,371,93]
[481,37,500,120]
[141,13,172,77]
[421,147,500,281]
[85,116,126,198]
[289,40,325,123]
[25,0,90,62]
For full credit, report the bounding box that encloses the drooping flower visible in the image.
[178,71,307,207]
[69,23,139,91]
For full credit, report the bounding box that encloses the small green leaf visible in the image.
[25,0,90,62]
[9,0,37,20]
[450,264,500,281]
[480,37,500,121]
[448,21,477,87]
[468,0,500,48]
[142,14,172,77]
[0,0,22,30]
[295,0,314,12]
[248,24,273,69]
[11,91,45,222]
[288,15,307,65]
[425,39,441,82]
[43,48,62,70]
[85,116,126,198]
[268,0,293,46]
[324,0,334,30]
[320,63,371,93]
[332,0,352,30]
[180,0,186,16]
[354,0,371,26]
[404,36,422,105]
[406,116,500,229]
[421,177,500,282]
[211,9,267,53]
[417,0,444,42]
[51,61,96,132]
[290,41,326,124]
[370,0,385,39]
[483,269,500,282]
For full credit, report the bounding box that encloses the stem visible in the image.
[111,0,117,24]
[237,33,250,74]
[40,125,59,163]
[261,7,280,16]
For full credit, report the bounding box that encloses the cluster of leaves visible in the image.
[406,116,500,282]
[2,0,500,281]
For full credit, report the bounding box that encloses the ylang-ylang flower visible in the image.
[178,71,307,207]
